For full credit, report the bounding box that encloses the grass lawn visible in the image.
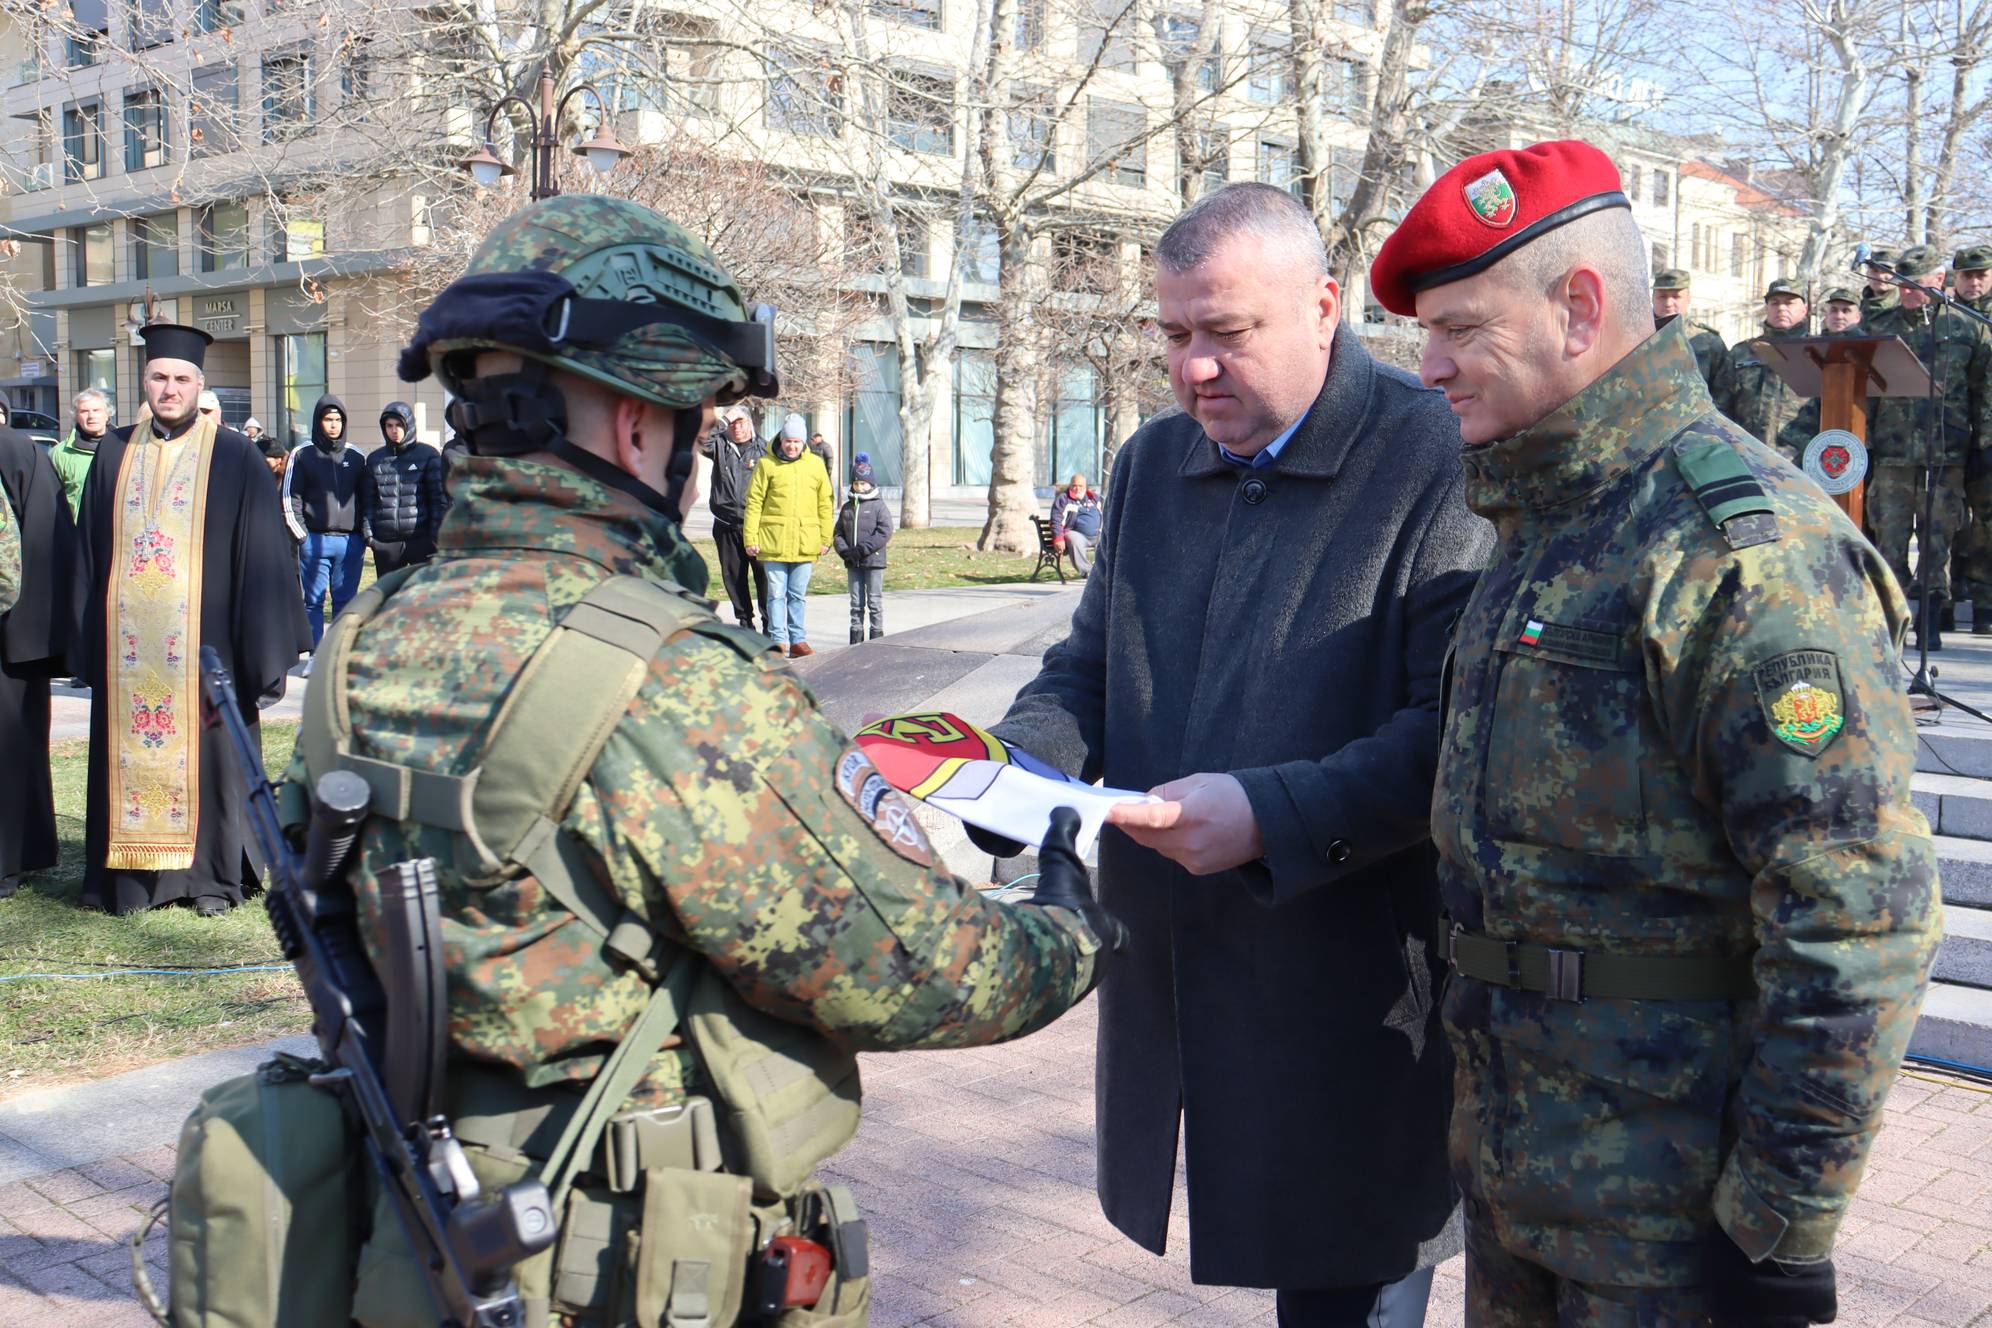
[0,722,309,1099]
[688,525,1047,595]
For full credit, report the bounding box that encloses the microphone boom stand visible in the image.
[1862,256,1992,709]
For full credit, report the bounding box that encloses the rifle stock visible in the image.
[198,646,555,1328]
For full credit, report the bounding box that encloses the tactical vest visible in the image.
[294,567,870,1327]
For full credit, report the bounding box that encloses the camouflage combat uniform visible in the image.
[1434,320,1941,1318]
[1716,321,1812,459]
[1780,296,1992,606]
[1663,315,1727,395]
[0,494,17,613]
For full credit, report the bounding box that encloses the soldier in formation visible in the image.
[1650,268,1727,391]
[1862,245,1900,319]
[1819,287,1862,335]
[1717,278,1812,459]
[1373,138,1939,1328]
[273,195,1121,1326]
[1955,244,1992,316]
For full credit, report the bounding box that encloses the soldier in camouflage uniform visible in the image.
[280,195,1119,1327]
[1950,247,1992,628]
[1861,245,1900,320]
[1716,277,1811,457]
[0,493,17,614]
[1954,244,1992,316]
[1650,268,1727,392]
[1819,287,1861,335]
[1781,244,1992,649]
[1371,139,1940,1328]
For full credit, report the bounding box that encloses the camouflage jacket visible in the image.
[1777,299,1992,467]
[0,493,17,614]
[279,454,1099,1108]
[1716,322,1811,449]
[1434,320,1940,1281]
[1685,318,1728,395]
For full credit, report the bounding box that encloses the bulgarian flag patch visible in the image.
[1519,619,1544,647]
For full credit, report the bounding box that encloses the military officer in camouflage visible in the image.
[1716,277,1811,456]
[1372,140,1941,1328]
[1954,244,1992,316]
[279,195,1119,1327]
[1650,268,1726,391]
[1780,244,1992,649]
[1819,287,1862,334]
[1862,245,1900,319]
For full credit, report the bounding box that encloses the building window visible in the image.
[192,0,246,32]
[865,0,940,28]
[263,51,315,142]
[62,102,105,183]
[131,213,178,280]
[1186,124,1227,193]
[1050,365,1100,487]
[1009,85,1056,173]
[68,0,108,66]
[894,212,930,278]
[199,201,250,271]
[1015,0,1045,49]
[846,343,902,487]
[1078,0,1137,72]
[1627,163,1642,200]
[959,216,1000,284]
[1653,241,1670,268]
[190,63,240,157]
[74,223,113,287]
[1248,28,1290,104]
[954,348,995,485]
[78,349,117,419]
[275,332,326,454]
[1159,14,1219,94]
[1088,98,1146,188]
[13,111,55,193]
[1256,138,1301,195]
[272,207,325,263]
[886,70,954,155]
[1653,170,1669,207]
[123,88,167,171]
[128,0,174,48]
[1052,231,1117,293]
[766,48,842,137]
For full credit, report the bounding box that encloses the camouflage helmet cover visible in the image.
[437,195,756,410]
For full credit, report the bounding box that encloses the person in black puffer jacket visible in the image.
[833,451,894,642]
[364,401,446,574]
[282,393,367,652]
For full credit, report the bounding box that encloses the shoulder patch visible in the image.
[833,747,936,867]
[1753,650,1846,757]
[1674,432,1780,549]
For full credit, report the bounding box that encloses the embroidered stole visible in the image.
[104,413,218,871]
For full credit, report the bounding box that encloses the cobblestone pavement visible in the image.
[4,999,1990,1326]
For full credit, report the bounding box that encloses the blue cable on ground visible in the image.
[0,964,293,982]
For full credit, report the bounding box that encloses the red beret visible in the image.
[1369,140,1630,316]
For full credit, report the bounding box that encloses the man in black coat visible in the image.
[0,427,72,897]
[986,184,1489,1325]
[364,401,446,573]
[700,407,766,631]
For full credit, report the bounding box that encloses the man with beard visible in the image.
[49,387,112,517]
[0,417,72,899]
[282,393,367,654]
[363,400,446,573]
[70,323,309,914]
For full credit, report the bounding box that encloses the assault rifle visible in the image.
[199,646,555,1328]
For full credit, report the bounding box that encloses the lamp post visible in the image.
[457,64,629,200]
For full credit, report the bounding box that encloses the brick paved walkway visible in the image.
[3,1000,1990,1326]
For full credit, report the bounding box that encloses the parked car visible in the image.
[5,408,60,449]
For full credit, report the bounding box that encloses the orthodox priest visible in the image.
[0,423,72,898]
[71,324,310,914]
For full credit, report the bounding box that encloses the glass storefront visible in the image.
[953,348,994,486]
[77,347,116,419]
[844,343,902,486]
[274,330,325,452]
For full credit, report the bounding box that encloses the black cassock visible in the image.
[0,429,73,887]
[72,423,310,913]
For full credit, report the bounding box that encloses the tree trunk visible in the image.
[1903,37,1925,245]
[1925,3,1990,248]
[1321,0,1430,285]
[1290,0,1334,236]
[1796,17,1870,281]
[981,220,1041,554]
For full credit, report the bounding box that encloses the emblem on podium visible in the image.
[1802,429,1868,496]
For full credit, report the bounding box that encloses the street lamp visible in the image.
[456,64,630,201]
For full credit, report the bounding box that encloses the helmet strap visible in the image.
[446,358,693,525]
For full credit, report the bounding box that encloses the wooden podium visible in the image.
[1752,335,1931,528]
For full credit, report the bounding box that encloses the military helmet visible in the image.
[429,195,761,410]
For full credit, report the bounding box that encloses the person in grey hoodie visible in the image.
[364,401,446,573]
[282,393,366,652]
[833,451,893,642]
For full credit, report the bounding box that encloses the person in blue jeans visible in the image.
[281,394,368,665]
[742,414,833,657]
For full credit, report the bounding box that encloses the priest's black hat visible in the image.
[139,322,213,368]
